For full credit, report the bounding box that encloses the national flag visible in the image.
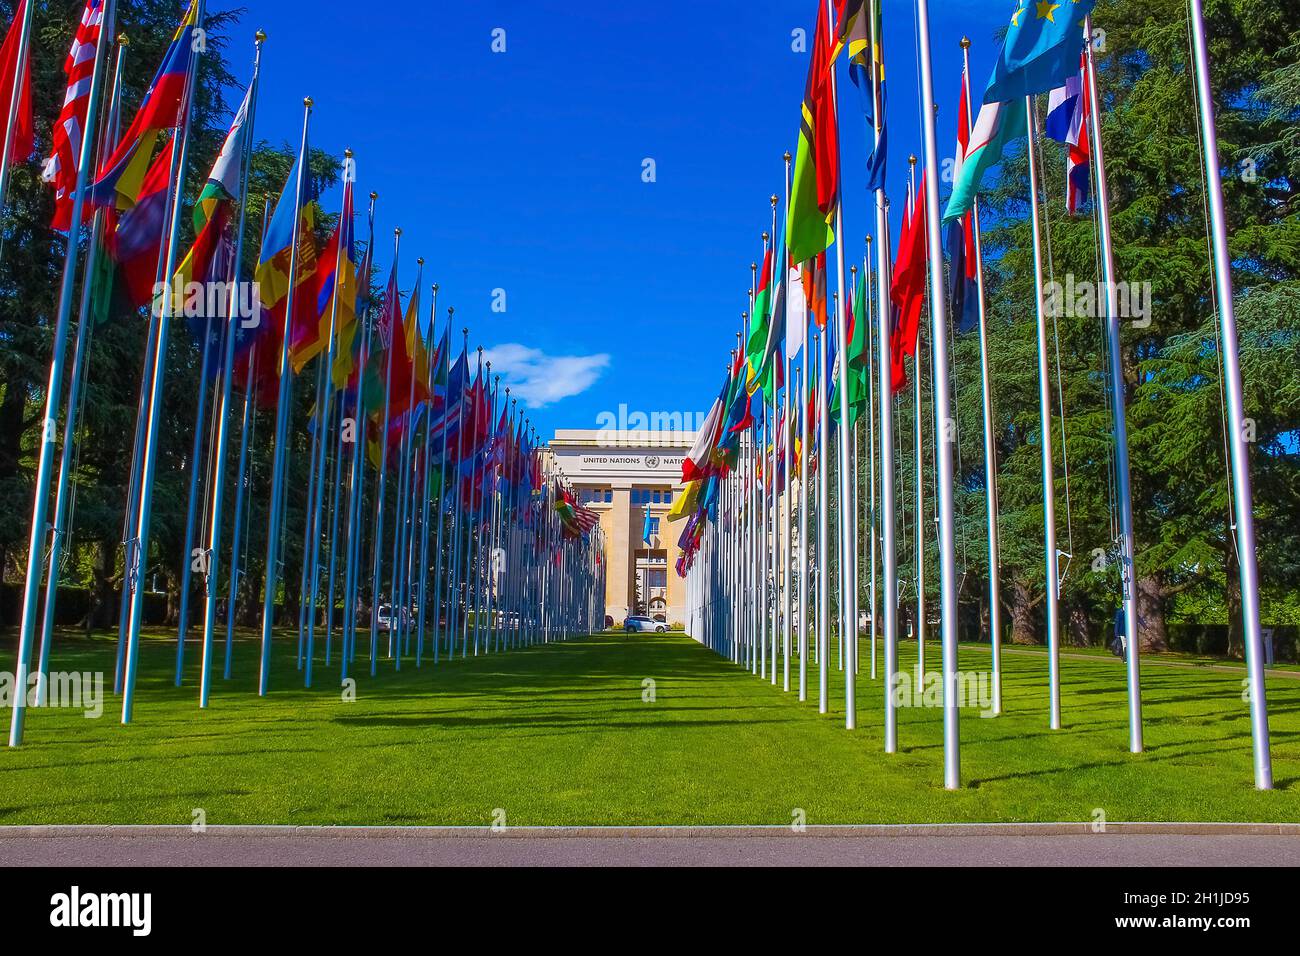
[983,0,1095,105]
[88,0,199,211]
[785,255,807,360]
[752,257,787,396]
[0,0,33,167]
[787,0,838,264]
[666,480,700,522]
[831,272,869,426]
[295,180,359,375]
[110,136,174,307]
[890,176,927,392]
[802,252,828,332]
[942,97,1027,223]
[194,83,252,231]
[257,140,320,384]
[746,244,774,368]
[1045,52,1092,214]
[681,375,728,483]
[642,506,654,545]
[946,69,980,335]
[43,0,104,229]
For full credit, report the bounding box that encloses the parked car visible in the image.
[376,604,409,631]
[624,615,667,633]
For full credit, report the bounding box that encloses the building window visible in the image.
[604,489,613,504]
[647,517,660,537]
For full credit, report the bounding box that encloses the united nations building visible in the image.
[549,429,697,627]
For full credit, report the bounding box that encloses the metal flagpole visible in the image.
[0,0,34,226]
[865,237,879,681]
[783,352,793,692]
[1025,95,1062,731]
[198,33,265,706]
[415,284,438,665]
[296,333,330,666]
[448,328,469,658]
[367,231,401,674]
[1079,18,1138,745]
[121,0,209,723]
[961,37,1003,715]
[799,351,810,701]
[917,0,962,788]
[8,0,117,746]
[431,311,456,662]
[339,192,377,679]
[817,319,829,715]
[869,0,899,754]
[253,95,312,699]
[302,156,356,688]
[1188,0,1271,789]
[825,0,855,728]
[907,156,927,683]
[388,260,423,666]
[32,34,128,707]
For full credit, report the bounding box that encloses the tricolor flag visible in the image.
[88,0,199,211]
[0,0,33,168]
[1045,52,1092,215]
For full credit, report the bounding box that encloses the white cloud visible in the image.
[482,343,610,408]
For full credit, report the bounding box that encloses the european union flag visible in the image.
[983,1,1095,105]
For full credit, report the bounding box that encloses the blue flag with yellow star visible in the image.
[983,0,1095,105]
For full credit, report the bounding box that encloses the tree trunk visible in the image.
[1008,579,1039,645]
[1067,603,1092,647]
[84,538,118,632]
[1136,572,1168,652]
[1225,541,1243,659]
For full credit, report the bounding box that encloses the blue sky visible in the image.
[232,0,1009,438]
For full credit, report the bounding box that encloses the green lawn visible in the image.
[0,628,1296,826]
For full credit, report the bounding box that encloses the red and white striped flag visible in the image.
[43,0,104,230]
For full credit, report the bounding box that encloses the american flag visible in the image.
[43,0,103,230]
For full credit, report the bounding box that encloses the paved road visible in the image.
[3,825,1297,866]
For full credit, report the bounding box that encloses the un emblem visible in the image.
[646,455,660,469]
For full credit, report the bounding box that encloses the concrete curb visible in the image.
[1,822,1297,839]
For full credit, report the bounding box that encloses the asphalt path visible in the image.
[3,824,1297,866]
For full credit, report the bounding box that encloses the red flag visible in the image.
[0,0,34,167]
[889,174,928,393]
[43,0,103,229]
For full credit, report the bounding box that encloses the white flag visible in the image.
[785,265,806,360]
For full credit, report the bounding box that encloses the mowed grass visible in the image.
[0,627,1297,826]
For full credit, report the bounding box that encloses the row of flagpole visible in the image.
[678,0,1272,791]
[4,7,606,746]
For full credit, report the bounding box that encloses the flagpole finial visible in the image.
[909,154,917,166]
[417,257,425,266]
[783,151,791,163]
[770,194,778,207]
[851,264,857,275]
[432,283,439,293]
[866,235,872,246]
[118,33,129,46]
[742,312,748,321]
[477,346,483,355]
[256,29,267,44]
[370,191,378,200]
[960,36,970,49]
[395,227,402,237]
[304,96,313,109]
